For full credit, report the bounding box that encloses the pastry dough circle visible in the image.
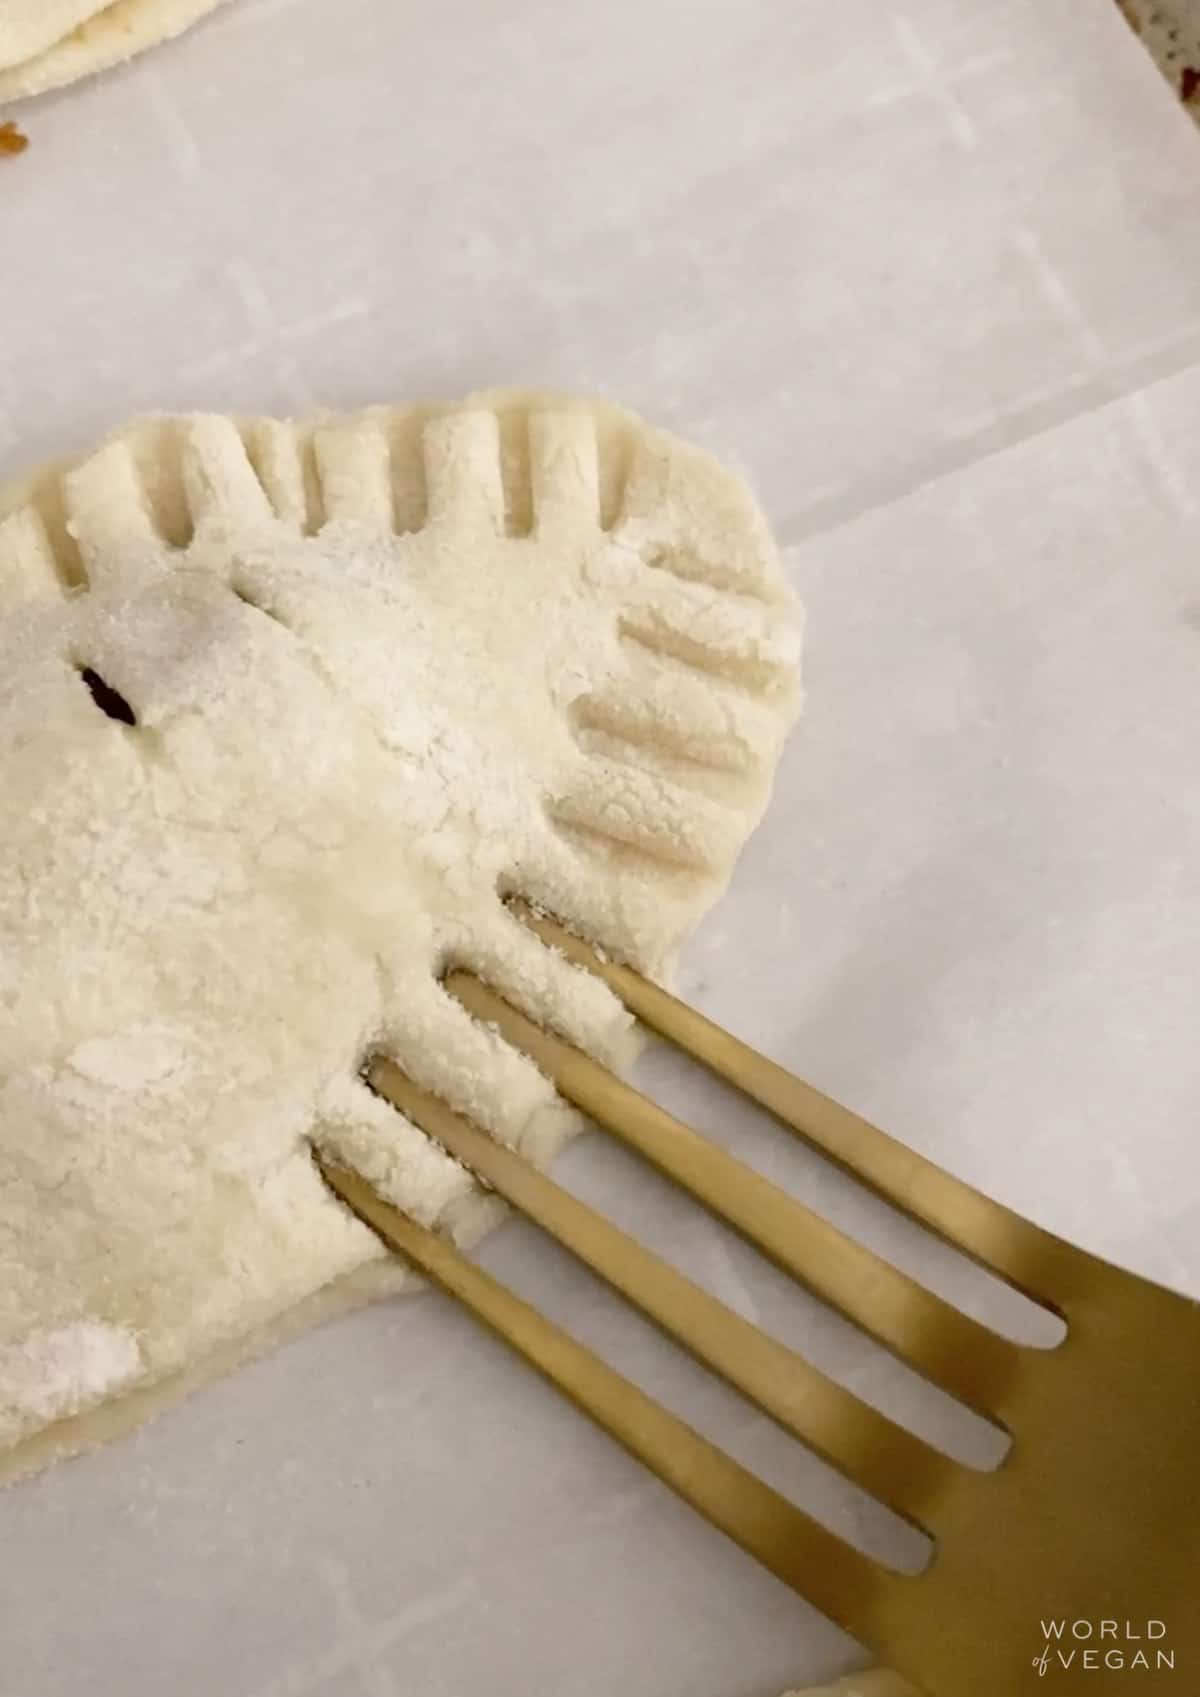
[0,390,801,1484]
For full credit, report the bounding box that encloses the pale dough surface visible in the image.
[0,1,105,67]
[0,0,232,100]
[0,389,801,1486]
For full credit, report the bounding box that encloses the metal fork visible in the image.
[316,906,1200,1695]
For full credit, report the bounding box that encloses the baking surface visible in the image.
[3,2,1200,1694]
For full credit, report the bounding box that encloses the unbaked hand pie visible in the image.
[0,390,803,1485]
[0,0,232,101]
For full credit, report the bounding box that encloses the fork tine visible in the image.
[369,1056,957,1530]
[446,973,1025,1422]
[314,1150,902,1647]
[509,904,1087,1310]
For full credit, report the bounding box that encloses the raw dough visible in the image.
[0,0,232,101]
[0,389,802,1485]
[0,2,107,69]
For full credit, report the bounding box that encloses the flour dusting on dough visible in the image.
[0,390,801,1486]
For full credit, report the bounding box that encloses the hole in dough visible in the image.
[77,665,136,726]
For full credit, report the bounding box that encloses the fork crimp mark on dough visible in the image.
[613,430,784,600]
[0,389,800,1486]
[548,756,748,871]
[241,417,317,534]
[572,639,780,776]
[442,899,637,1072]
[62,439,166,580]
[312,421,395,534]
[181,416,277,535]
[0,506,68,604]
[528,412,602,538]
[603,561,802,694]
[423,411,507,533]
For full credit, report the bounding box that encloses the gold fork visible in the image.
[316,906,1200,1695]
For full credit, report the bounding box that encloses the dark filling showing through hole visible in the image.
[79,667,137,726]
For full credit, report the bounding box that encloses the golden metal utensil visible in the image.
[317,907,1200,1695]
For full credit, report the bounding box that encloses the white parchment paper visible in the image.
[2,2,1199,1693]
